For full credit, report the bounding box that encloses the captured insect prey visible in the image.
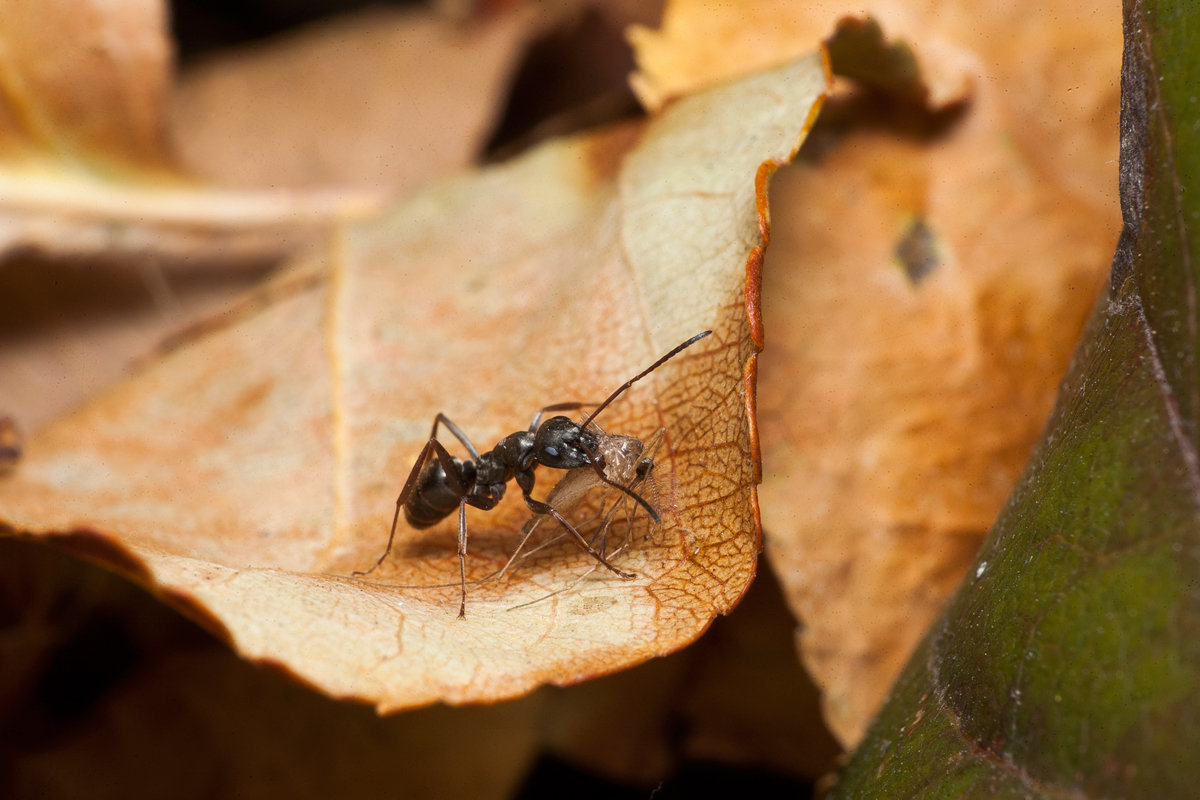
[497,429,665,611]
[354,330,713,618]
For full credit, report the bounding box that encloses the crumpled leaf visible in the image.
[627,1,1120,747]
[0,54,830,710]
[829,0,1200,795]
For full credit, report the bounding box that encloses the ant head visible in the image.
[534,416,600,469]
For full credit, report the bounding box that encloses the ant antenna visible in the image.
[580,330,712,429]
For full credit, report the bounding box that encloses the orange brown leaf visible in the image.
[750,6,1122,747]
[0,53,830,710]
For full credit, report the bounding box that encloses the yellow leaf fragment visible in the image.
[628,0,973,112]
[0,0,376,263]
[0,0,174,170]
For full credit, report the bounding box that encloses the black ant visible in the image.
[354,330,712,617]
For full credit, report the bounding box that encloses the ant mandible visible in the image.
[354,330,712,618]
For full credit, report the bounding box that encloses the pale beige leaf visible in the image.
[171,6,535,193]
[0,54,831,710]
[0,539,539,800]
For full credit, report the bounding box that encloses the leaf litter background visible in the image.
[830,0,1200,796]
[0,0,1142,797]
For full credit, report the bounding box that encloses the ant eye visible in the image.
[544,446,559,458]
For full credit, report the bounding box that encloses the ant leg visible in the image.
[354,438,439,577]
[579,442,661,523]
[431,413,482,461]
[353,436,465,576]
[456,501,468,619]
[521,493,636,579]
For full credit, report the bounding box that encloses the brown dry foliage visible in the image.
[630,0,1120,746]
[0,0,1123,792]
[0,1,828,716]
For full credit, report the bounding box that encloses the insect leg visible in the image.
[353,436,465,576]
[579,442,661,523]
[431,413,482,461]
[521,493,636,579]
[456,500,468,619]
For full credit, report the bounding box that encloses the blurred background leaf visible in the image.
[831,0,1200,795]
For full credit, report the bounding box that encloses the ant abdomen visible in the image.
[404,457,470,529]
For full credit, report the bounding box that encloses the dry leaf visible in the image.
[0,54,831,710]
[745,6,1121,747]
[0,1,371,437]
[1,536,829,795]
[834,1,1200,791]
[627,0,975,112]
[0,538,540,800]
[0,0,371,263]
[2,4,529,435]
[538,567,841,784]
[0,415,21,470]
[671,567,842,778]
[0,0,174,171]
[171,6,536,193]
[15,651,540,800]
